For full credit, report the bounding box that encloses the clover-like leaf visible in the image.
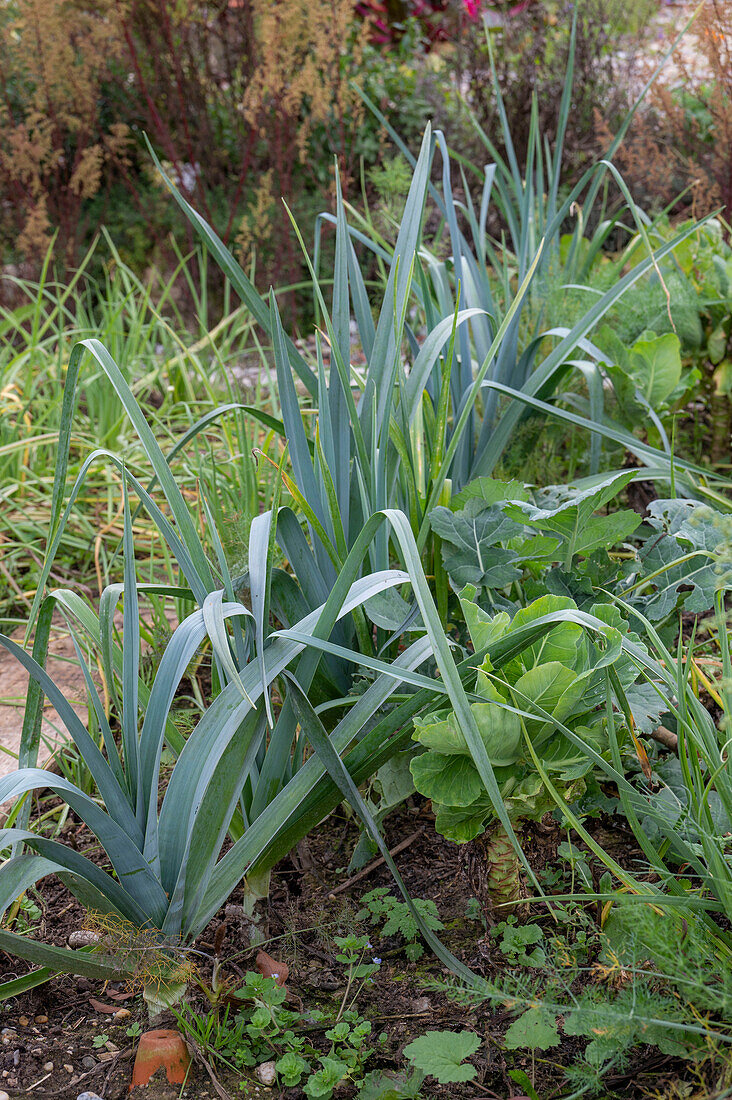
[276,1051,310,1087]
[403,1030,480,1084]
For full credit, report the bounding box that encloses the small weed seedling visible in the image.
[492,918,547,968]
[174,970,390,1098]
[333,934,381,1021]
[356,889,443,961]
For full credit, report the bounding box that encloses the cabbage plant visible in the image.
[409,588,655,913]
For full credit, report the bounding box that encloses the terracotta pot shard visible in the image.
[130,1029,191,1089]
[255,950,289,987]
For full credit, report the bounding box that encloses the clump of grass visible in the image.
[0,236,277,629]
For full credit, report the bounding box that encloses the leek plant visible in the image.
[0,501,585,997]
[347,11,714,485]
[149,118,718,664]
[6,95,729,996]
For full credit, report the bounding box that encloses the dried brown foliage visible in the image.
[0,0,131,261]
[598,0,732,223]
[235,0,367,289]
[84,909,196,996]
[1,0,368,304]
[458,0,654,179]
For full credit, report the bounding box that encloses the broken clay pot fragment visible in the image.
[130,1029,191,1089]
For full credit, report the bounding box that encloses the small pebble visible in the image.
[81,1055,96,1070]
[64,1064,74,1073]
[255,1060,277,1086]
[0,1090,9,1100]
[0,1030,16,1046]
[68,931,100,949]
[76,1094,103,1100]
[43,1061,54,1071]
[17,1016,29,1027]
[34,1015,48,1024]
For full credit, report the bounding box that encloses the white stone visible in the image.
[255,1060,277,1085]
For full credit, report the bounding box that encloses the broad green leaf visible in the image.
[504,1007,560,1051]
[512,662,581,722]
[630,499,732,620]
[635,536,721,621]
[403,1031,480,1084]
[622,681,670,736]
[413,710,471,756]
[599,326,684,413]
[363,588,420,632]
[471,702,523,764]
[413,698,521,766]
[540,730,601,780]
[629,331,682,406]
[430,501,522,588]
[646,498,726,551]
[504,472,639,565]
[433,800,493,843]
[510,596,588,670]
[458,587,511,654]
[451,477,529,510]
[410,753,483,808]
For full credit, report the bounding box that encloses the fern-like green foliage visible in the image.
[356,888,444,961]
[422,900,729,1097]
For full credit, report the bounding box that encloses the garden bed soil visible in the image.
[0,803,720,1100]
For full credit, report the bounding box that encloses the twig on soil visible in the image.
[372,1011,433,1020]
[101,1046,132,1096]
[650,725,678,751]
[26,1071,52,1091]
[184,1032,233,1100]
[327,828,425,897]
